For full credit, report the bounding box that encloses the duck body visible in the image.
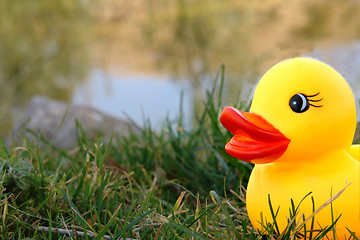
[247,150,360,236]
[220,57,360,238]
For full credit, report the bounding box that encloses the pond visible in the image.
[72,69,193,129]
[1,0,360,137]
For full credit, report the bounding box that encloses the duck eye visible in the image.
[289,93,309,113]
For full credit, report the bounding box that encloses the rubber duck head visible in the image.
[220,57,357,164]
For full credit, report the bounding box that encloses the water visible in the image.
[72,69,193,129]
[2,0,360,137]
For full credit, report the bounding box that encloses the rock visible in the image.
[9,96,138,149]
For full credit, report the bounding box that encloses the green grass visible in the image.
[0,66,358,239]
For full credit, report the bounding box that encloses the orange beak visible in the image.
[220,107,290,164]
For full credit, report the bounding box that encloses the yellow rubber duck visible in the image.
[220,57,360,238]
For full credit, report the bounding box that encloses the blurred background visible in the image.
[1,0,360,138]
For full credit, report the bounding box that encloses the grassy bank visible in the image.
[0,67,358,239]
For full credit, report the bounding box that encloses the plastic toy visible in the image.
[220,57,360,237]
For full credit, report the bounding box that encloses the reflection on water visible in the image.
[92,0,360,79]
[72,69,192,129]
[2,0,360,137]
[0,0,91,137]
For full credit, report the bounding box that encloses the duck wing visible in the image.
[348,144,360,161]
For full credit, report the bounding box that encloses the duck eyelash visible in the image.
[304,92,323,107]
[309,103,323,108]
[304,92,320,98]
